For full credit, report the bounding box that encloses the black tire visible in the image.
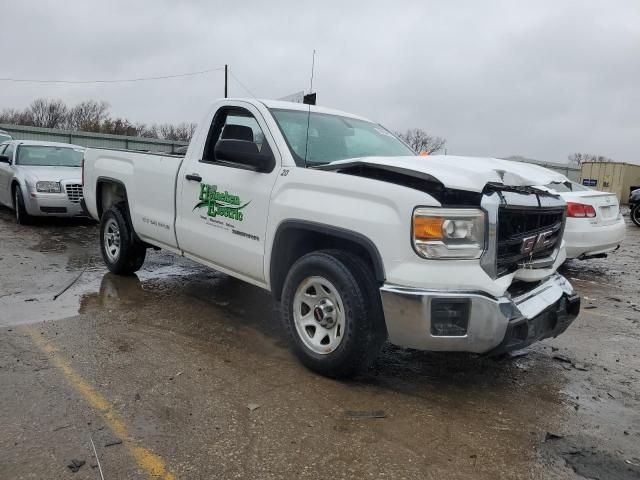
[281,249,386,378]
[99,203,146,275]
[631,205,640,227]
[14,186,32,225]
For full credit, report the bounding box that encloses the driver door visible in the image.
[176,103,280,284]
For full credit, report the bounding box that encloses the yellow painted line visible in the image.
[22,326,175,480]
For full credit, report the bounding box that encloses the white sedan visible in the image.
[541,181,626,260]
[0,140,85,224]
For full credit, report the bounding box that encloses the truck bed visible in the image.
[83,147,184,250]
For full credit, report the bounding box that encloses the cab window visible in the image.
[201,107,273,172]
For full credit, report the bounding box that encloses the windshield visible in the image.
[545,181,592,192]
[16,145,84,167]
[270,109,415,166]
[0,134,12,143]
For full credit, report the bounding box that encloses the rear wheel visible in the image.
[281,250,386,378]
[14,186,32,225]
[100,204,146,274]
[631,205,640,227]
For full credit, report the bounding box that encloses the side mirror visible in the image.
[214,139,274,173]
[0,155,10,164]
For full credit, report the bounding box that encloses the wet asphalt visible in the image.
[0,207,639,479]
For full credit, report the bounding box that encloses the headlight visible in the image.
[36,181,62,193]
[412,207,486,259]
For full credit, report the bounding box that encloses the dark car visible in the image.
[630,188,640,226]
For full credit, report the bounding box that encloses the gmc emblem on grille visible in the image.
[520,230,554,255]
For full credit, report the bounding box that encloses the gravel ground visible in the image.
[0,206,638,479]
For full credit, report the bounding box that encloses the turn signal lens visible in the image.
[413,216,444,240]
[412,208,486,259]
[567,202,596,218]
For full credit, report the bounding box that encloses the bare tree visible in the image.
[26,98,68,128]
[67,100,110,131]
[0,108,33,126]
[135,123,159,139]
[397,128,446,155]
[158,122,197,141]
[101,117,138,136]
[568,153,614,166]
[0,97,195,142]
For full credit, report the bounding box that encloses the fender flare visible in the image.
[269,219,386,297]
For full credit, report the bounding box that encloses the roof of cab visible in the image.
[227,98,376,123]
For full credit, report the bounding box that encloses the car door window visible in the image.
[0,145,6,156]
[3,144,14,163]
[201,107,271,167]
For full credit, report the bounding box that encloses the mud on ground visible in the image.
[0,207,638,479]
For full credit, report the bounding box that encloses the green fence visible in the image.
[0,124,188,154]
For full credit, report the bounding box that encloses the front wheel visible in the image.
[281,250,386,378]
[14,186,32,225]
[100,204,146,275]
[631,205,640,227]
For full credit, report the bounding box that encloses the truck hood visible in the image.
[322,155,569,193]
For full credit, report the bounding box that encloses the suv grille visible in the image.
[496,207,565,276]
[65,184,83,204]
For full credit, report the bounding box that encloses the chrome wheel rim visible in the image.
[293,276,345,355]
[103,218,121,262]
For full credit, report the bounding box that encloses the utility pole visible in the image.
[224,64,228,98]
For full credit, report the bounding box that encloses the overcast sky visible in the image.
[1,1,638,163]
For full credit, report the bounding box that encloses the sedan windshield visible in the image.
[16,145,83,167]
[270,109,415,166]
[0,134,12,143]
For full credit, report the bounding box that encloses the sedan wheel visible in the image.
[631,205,640,227]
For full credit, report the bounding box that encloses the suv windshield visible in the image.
[16,145,84,167]
[270,109,415,166]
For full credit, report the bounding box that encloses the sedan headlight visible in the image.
[412,207,486,259]
[36,181,62,193]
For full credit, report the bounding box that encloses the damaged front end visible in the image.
[325,160,580,354]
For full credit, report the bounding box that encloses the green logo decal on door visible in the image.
[194,184,250,221]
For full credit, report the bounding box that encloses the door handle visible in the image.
[185,173,202,182]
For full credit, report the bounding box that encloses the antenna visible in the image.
[304,49,317,166]
[303,50,317,106]
[310,49,316,93]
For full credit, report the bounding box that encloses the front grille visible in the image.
[496,207,565,276]
[65,184,83,204]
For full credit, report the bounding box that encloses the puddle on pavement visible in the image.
[0,261,216,327]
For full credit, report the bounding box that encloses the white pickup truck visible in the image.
[82,98,580,377]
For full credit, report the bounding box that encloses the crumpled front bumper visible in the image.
[380,274,580,354]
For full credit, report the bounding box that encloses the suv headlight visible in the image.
[412,207,486,259]
[36,181,62,193]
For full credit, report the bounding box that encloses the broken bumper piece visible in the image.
[380,274,580,354]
